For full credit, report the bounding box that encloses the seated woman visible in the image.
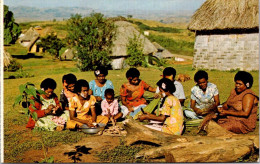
[138,78,184,135]
[216,71,259,134]
[184,70,220,119]
[66,79,108,130]
[26,78,69,131]
[89,66,114,115]
[120,68,156,118]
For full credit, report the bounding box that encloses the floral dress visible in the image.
[161,95,184,135]
[89,80,114,100]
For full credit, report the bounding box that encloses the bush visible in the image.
[4,59,22,72]
[125,34,146,67]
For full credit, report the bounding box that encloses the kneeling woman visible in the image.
[217,71,259,134]
[138,78,184,135]
[26,78,69,131]
[67,79,108,130]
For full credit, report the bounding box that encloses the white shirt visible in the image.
[156,80,186,100]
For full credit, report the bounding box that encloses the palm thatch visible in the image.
[188,0,259,31]
[111,21,157,57]
[19,27,40,49]
[4,50,12,68]
[152,42,174,58]
[61,49,75,60]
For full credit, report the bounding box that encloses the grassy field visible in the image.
[4,49,259,162]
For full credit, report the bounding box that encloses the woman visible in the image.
[66,79,108,130]
[89,66,114,102]
[138,78,184,135]
[26,78,69,131]
[120,68,156,118]
[185,70,220,119]
[217,71,258,134]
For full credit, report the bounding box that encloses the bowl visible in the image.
[79,123,106,134]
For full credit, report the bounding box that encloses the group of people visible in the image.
[26,66,259,135]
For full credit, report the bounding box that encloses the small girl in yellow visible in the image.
[66,79,108,130]
[138,78,184,135]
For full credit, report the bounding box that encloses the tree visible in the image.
[4,5,21,45]
[37,32,65,59]
[66,13,116,71]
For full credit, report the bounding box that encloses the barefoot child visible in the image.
[138,78,184,135]
[101,89,123,122]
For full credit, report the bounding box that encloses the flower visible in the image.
[162,83,166,89]
[95,70,100,75]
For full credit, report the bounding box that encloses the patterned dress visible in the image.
[89,80,114,100]
[217,89,259,134]
[161,95,184,135]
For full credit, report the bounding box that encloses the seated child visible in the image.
[60,73,77,110]
[138,78,184,135]
[101,89,123,122]
[66,79,108,130]
[120,68,156,118]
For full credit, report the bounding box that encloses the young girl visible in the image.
[120,68,156,118]
[138,78,184,135]
[101,89,123,122]
[66,79,108,130]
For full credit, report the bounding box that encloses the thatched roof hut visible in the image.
[152,42,174,59]
[19,27,40,48]
[187,0,259,71]
[111,21,157,57]
[188,0,259,31]
[61,49,75,60]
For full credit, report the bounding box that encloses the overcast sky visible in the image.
[4,0,206,12]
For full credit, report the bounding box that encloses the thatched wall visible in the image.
[193,33,259,71]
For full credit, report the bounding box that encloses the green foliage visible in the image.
[126,34,146,67]
[135,21,181,33]
[148,34,194,56]
[37,32,65,59]
[66,13,116,71]
[4,59,23,72]
[4,5,21,44]
[7,69,34,79]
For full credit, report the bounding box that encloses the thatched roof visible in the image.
[19,27,40,49]
[61,49,75,60]
[188,0,259,31]
[111,21,157,57]
[4,50,12,68]
[152,42,174,58]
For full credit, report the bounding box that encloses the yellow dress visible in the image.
[66,95,108,129]
[161,95,184,135]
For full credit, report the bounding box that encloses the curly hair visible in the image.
[126,68,140,79]
[194,70,208,82]
[74,79,89,93]
[40,78,57,90]
[234,71,253,88]
[156,78,176,93]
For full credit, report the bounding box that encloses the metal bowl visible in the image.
[79,123,106,134]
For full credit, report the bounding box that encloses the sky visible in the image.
[4,0,206,12]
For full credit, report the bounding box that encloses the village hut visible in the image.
[110,21,158,69]
[61,49,75,60]
[188,0,259,71]
[152,42,175,59]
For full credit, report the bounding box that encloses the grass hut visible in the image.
[110,21,157,69]
[188,0,259,71]
[61,49,75,60]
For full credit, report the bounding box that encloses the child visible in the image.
[101,89,123,122]
[60,73,77,111]
[120,68,156,118]
[139,78,184,135]
[155,67,186,106]
[66,79,108,130]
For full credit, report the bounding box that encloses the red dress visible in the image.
[217,89,259,134]
[120,80,151,107]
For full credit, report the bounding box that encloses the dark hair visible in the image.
[163,67,176,78]
[156,78,176,93]
[94,66,108,76]
[105,88,114,97]
[75,79,89,93]
[194,70,208,82]
[126,68,140,79]
[40,78,57,90]
[234,71,253,88]
[62,73,77,85]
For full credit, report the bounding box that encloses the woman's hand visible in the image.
[45,105,54,115]
[138,114,147,122]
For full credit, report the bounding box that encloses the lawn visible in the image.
[4,52,259,162]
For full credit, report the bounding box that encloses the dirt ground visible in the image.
[21,135,121,163]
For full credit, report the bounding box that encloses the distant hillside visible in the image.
[10,6,194,23]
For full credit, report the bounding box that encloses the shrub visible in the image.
[4,59,22,72]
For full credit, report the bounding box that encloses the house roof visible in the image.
[152,42,174,58]
[111,21,157,57]
[188,0,259,31]
[19,27,40,49]
[61,49,75,60]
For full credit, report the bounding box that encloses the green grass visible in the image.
[4,49,259,162]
